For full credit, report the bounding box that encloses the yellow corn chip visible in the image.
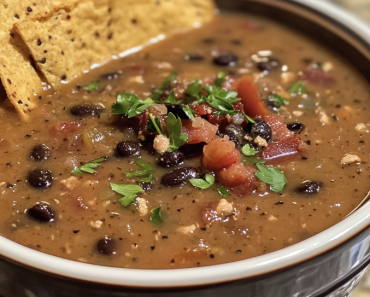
[0,0,51,119]
[15,0,215,89]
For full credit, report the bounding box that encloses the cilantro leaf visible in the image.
[146,114,164,135]
[111,93,154,118]
[214,72,226,88]
[316,62,323,70]
[84,81,100,92]
[189,173,215,190]
[186,79,203,98]
[166,112,188,152]
[244,157,265,165]
[110,183,143,207]
[217,186,230,197]
[71,157,107,175]
[150,207,163,225]
[152,72,177,102]
[162,91,182,104]
[242,111,255,124]
[125,159,153,182]
[255,164,287,193]
[183,105,196,121]
[268,94,289,108]
[289,81,306,95]
[241,144,258,156]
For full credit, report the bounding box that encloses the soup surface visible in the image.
[0,13,370,269]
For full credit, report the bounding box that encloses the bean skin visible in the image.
[96,237,116,255]
[295,181,323,195]
[30,144,50,161]
[287,122,305,134]
[116,141,141,157]
[157,151,185,168]
[27,169,53,189]
[161,167,199,187]
[28,204,55,223]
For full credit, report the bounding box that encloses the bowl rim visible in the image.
[2,0,370,288]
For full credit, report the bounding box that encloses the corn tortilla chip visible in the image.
[15,0,215,89]
[0,0,52,119]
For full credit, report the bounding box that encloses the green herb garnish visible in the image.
[268,94,289,108]
[214,72,227,88]
[183,105,196,121]
[166,112,188,152]
[316,62,323,70]
[146,114,164,135]
[162,91,181,104]
[71,157,106,175]
[245,157,265,165]
[150,207,163,225]
[111,93,155,118]
[84,81,100,92]
[152,72,177,102]
[186,79,203,99]
[217,186,230,197]
[189,174,215,190]
[110,183,143,207]
[242,111,255,124]
[125,159,154,182]
[241,144,258,156]
[289,81,306,95]
[255,164,287,194]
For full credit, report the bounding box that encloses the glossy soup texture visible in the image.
[0,13,370,269]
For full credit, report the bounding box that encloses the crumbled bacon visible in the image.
[262,136,308,161]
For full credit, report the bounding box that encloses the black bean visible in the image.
[139,182,153,192]
[158,150,185,168]
[161,167,199,187]
[179,143,206,159]
[165,104,187,119]
[96,237,116,255]
[185,53,205,61]
[250,120,272,142]
[295,181,323,195]
[257,57,280,72]
[202,38,215,44]
[101,71,122,80]
[70,104,104,117]
[30,144,50,161]
[219,125,244,147]
[213,53,238,67]
[287,122,305,134]
[28,204,55,223]
[116,141,140,157]
[27,169,53,188]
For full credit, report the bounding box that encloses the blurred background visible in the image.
[328,1,370,296]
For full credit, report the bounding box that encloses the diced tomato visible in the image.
[262,136,308,161]
[233,101,244,112]
[237,76,269,118]
[218,163,258,189]
[203,137,240,171]
[182,117,218,144]
[301,69,335,86]
[206,113,230,129]
[263,114,293,141]
[222,75,238,90]
[190,103,210,116]
[50,121,82,137]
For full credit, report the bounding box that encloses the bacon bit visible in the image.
[203,137,240,171]
[301,69,335,86]
[263,114,293,141]
[341,154,361,165]
[153,135,170,154]
[50,121,82,137]
[218,163,258,193]
[215,199,234,217]
[182,118,218,144]
[262,136,308,161]
[90,220,103,229]
[254,135,268,148]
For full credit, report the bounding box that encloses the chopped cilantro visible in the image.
[125,159,153,182]
[84,81,100,92]
[150,207,163,225]
[245,157,265,165]
[186,79,203,99]
[152,72,177,102]
[241,144,258,156]
[183,105,196,121]
[146,114,164,135]
[255,164,287,193]
[242,111,255,124]
[189,174,215,190]
[166,112,188,152]
[316,61,323,70]
[217,186,230,197]
[110,183,143,207]
[162,91,182,104]
[111,93,154,118]
[268,94,289,108]
[71,157,106,175]
[214,72,227,88]
[289,81,306,95]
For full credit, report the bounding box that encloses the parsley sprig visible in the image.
[84,81,100,92]
[289,81,306,95]
[241,144,258,156]
[190,174,215,190]
[125,159,154,183]
[71,157,107,175]
[268,94,289,108]
[150,207,163,224]
[146,114,164,135]
[110,183,143,207]
[255,164,287,193]
[111,93,155,118]
[183,105,196,121]
[152,73,177,102]
[167,112,188,152]
[217,186,230,197]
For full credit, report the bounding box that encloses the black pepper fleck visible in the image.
[40,57,46,64]
[37,39,42,46]
[14,14,20,19]
[27,7,33,12]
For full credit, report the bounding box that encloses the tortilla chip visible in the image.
[0,0,52,119]
[15,0,215,89]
